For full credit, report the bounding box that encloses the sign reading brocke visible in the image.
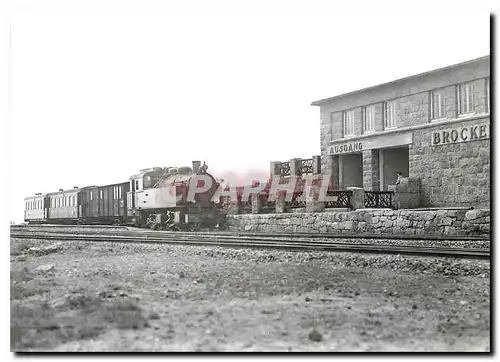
[432,122,490,146]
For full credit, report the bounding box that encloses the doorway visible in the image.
[380,146,409,190]
[340,153,363,189]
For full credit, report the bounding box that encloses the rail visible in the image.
[10,228,490,259]
[364,191,394,208]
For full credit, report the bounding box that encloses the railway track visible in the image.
[10,226,490,260]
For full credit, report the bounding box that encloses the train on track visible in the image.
[23,161,222,230]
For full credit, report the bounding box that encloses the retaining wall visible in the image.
[224,209,490,236]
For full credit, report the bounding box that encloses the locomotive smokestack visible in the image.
[192,160,201,173]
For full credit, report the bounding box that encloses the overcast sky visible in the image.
[7,1,491,222]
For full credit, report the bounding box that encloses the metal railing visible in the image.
[278,162,291,177]
[300,159,313,175]
[364,191,394,208]
[288,192,306,208]
[324,190,353,209]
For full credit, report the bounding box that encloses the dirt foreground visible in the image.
[10,237,490,352]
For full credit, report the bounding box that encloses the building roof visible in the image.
[310,55,490,106]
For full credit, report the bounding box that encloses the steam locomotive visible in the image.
[23,161,222,230]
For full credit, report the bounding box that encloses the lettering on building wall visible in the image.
[432,123,490,146]
[329,142,363,155]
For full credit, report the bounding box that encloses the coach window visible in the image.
[135,180,140,191]
[90,192,93,201]
[100,190,103,199]
[119,186,122,198]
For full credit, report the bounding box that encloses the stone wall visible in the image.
[225,209,490,236]
[410,117,490,207]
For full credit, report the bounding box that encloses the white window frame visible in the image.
[363,105,375,133]
[383,101,396,129]
[457,82,475,115]
[343,110,355,137]
[430,90,446,121]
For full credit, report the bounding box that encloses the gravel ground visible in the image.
[10,237,490,352]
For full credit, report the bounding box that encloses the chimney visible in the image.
[74,186,78,189]
[58,189,63,191]
[192,160,201,173]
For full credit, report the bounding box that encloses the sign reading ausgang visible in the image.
[432,123,490,146]
[329,142,363,155]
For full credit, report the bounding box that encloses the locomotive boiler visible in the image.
[127,161,221,230]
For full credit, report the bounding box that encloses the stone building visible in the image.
[312,56,490,207]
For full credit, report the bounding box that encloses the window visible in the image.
[90,192,93,201]
[118,186,122,199]
[343,110,355,137]
[457,82,475,115]
[363,105,375,133]
[100,190,104,199]
[486,77,490,112]
[430,90,446,120]
[69,196,72,206]
[135,180,139,190]
[383,101,396,129]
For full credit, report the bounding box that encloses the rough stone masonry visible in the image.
[225,209,490,236]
